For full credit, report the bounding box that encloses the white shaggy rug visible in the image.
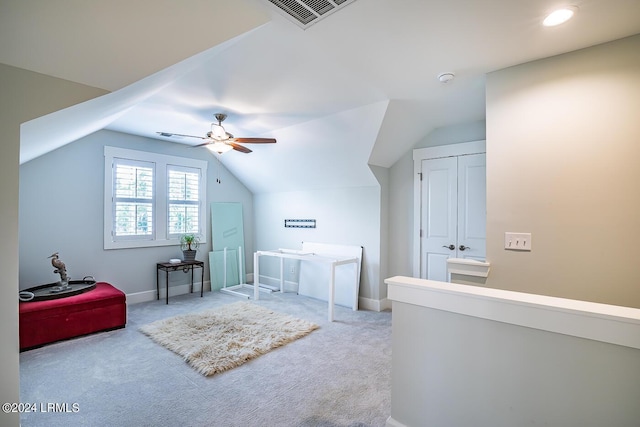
[139,301,319,376]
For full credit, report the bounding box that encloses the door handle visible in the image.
[459,245,471,251]
[442,245,455,250]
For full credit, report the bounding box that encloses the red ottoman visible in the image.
[19,282,126,351]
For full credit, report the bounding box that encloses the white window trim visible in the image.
[104,146,207,250]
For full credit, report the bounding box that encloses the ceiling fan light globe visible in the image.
[210,124,227,140]
[207,142,233,154]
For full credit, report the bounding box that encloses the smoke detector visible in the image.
[438,72,455,83]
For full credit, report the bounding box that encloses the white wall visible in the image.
[19,129,254,298]
[1,63,108,427]
[370,165,389,301]
[0,65,22,427]
[254,186,381,302]
[485,34,640,308]
[389,35,640,310]
[387,277,640,427]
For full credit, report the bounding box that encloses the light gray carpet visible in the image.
[19,289,392,426]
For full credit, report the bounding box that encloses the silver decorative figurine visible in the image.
[49,252,71,292]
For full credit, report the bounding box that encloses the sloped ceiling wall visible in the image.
[0,0,270,91]
[18,32,262,164]
[4,0,640,195]
[222,101,389,193]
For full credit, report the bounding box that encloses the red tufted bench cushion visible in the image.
[19,282,126,351]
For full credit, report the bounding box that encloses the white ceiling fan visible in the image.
[158,113,276,154]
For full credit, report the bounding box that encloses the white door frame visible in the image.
[413,140,486,278]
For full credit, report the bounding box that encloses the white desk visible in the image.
[253,249,360,321]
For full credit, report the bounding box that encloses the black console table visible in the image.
[156,260,205,304]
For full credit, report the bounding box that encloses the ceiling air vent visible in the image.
[263,0,358,29]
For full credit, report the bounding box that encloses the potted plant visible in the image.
[180,234,200,262]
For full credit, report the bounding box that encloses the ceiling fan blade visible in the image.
[191,140,215,148]
[157,132,207,140]
[230,142,252,153]
[233,137,276,144]
[158,115,275,155]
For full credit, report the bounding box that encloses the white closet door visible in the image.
[419,153,486,281]
[420,157,457,281]
[457,153,486,261]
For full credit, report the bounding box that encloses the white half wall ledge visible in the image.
[385,276,640,350]
[446,258,490,277]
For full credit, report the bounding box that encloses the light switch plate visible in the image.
[505,232,532,251]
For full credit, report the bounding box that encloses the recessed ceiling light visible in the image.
[543,6,578,27]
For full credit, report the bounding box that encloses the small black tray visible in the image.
[20,278,97,302]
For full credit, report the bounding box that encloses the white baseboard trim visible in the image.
[386,416,406,427]
[234,274,393,313]
[126,281,210,305]
[257,274,299,293]
[126,290,156,305]
[359,296,392,312]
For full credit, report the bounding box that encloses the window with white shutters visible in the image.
[113,159,155,240]
[104,147,207,249]
[167,166,200,236]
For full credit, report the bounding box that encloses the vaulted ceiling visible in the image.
[2,0,640,193]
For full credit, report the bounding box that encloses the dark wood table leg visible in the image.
[166,270,169,304]
[190,265,194,294]
[201,263,204,297]
[156,267,160,301]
